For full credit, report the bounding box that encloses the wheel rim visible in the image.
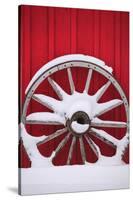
[21,55,129,166]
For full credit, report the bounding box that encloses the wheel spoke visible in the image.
[95,81,111,101]
[26,112,65,125]
[32,94,61,112]
[37,128,67,146]
[94,99,123,117]
[48,77,68,100]
[91,118,127,128]
[52,132,71,159]
[84,134,99,157]
[79,137,86,164]
[84,69,93,93]
[90,127,118,147]
[67,136,76,165]
[67,68,75,94]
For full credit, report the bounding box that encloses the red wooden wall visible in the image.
[19,5,129,167]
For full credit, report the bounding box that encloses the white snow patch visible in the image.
[26,112,65,125]
[91,128,119,146]
[63,92,94,119]
[94,99,123,117]
[87,129,129,166]
[71,121,89,133]
[26,54,113,94]
[92,117,126,126]
[20,123,53,167]
[33,94,61,112]
[20,165,129,195]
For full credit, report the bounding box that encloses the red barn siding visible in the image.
[19,5,129,167]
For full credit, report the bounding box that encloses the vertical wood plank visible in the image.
[120,12,129,163]
[94,10,100,58]
[70,9,77,53]
[19,5,31,167]
[120,12,129,99]
[48,7,55,60]
[77,9,94,55]
[20,5,31,107]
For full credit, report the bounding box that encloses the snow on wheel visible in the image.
[20,54,129,167]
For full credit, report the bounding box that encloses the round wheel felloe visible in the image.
[21,54,129,166]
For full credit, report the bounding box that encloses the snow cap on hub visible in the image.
[67,111,91,136]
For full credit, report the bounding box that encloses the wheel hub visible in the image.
[66,111,91,136]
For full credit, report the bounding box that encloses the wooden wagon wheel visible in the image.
[21,54,129,166]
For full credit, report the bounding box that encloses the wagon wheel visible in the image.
[21,54,129,165]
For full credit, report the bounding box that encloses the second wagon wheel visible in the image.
[22,54,129,166]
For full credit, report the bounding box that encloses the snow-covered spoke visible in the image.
[84,134,99,157]
[94,99,123,117]
[52,132,71,159]
[48,77,68,100]
[95,81,111,101]
[26,112,65,125]
[67,136,76,165]
[38,128,67,146]
[79,137,86,163]
[84,69,93,93]
[67,68,75,94]
[32,94,61,112]
[90,128,118,147]
[91,118,127,128]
